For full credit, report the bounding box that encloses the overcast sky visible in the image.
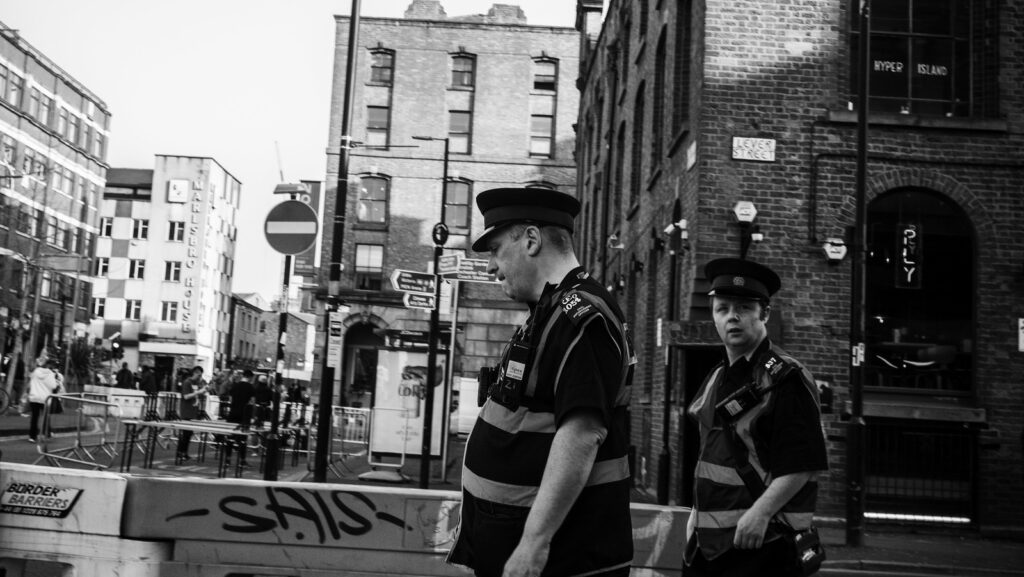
[1,0,578,301]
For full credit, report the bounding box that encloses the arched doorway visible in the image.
[863,187,978,524]
[342,323,384,407]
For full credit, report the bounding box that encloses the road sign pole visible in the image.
[419,136,449,489]
[264,253,290,482]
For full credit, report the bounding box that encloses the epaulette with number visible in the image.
[559,289,600,327]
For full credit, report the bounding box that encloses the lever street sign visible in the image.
[390,269,435,294]
[438,254,461,276]
[403,293,436,311]
[264,200,319,255]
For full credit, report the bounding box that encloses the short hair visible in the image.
[242,369,254,378]
[506,223,574,254]
[192,366,204,374]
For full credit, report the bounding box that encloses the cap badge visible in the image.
[733,276,745,286]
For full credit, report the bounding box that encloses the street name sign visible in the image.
[403,293,436,311]
[390,269,435,294]
[264,200,319,255]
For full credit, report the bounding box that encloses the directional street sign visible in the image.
[390,269,436,294]
[403,293,436,311]
[438,254,461,276]
[264,200,319,255]
[457,258,498,283]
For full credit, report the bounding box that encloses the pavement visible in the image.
[1,410,1022,576]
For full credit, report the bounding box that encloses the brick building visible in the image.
[574,0,1023,531]
[317,2,579,412]
[0,22,109,392]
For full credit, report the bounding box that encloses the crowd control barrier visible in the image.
[0,463,687,577]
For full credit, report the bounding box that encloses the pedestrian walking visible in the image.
[176,366,210,462]
[447,188,636,577]
[115,362,134,389]
[26,357,61,442]
[683,258,828,577]
[224,369,256,467]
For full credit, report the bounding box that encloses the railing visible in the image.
[865,417,977,525]
[33,393,123,470]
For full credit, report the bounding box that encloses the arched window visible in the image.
[865,188,973,394]
[356,175,388,224]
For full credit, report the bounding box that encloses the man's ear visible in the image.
[524,225,543,256]
[760,305,771,321]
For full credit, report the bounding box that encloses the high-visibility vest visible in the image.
[686,344,820,561]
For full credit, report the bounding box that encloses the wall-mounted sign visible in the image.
[731,137,776,162]
[896,222,922,289]
[167,179,189,203]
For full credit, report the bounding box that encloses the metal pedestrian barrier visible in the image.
[32,393,123,470]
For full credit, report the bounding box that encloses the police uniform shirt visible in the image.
[715,339,828,478]
[458,267,633,576]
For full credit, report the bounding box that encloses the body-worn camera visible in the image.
[793,527,826,576]
[714,353,794,423]
[477,342,532,410]
[715,383,764,422]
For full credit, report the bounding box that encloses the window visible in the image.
[445,179,471,229]
[672,0,692,136]
[354,244,384,291]
[639,0,649,36]
[652,32,667,166]
[452,54,476,88]
[5,71,23,107]
[92,297,105,318]
[164,261,182,282]
[161,301,179,322]
[168,221,185,241]
[630,83,646,205]
[1,134,13,165]
[45,215,58,245]
[95,257,109,276]
[449,111,472,154]
[613,123,626,229]
[530,94,555,158]
[620,17,632,88]
[125,299,142,321]
[533,59,558,92]
[66,114,80,144]
[93,133,105,158]
[366,106,390,147]
[132,219,149,239]
[55,221,68,249]
[370,49,394,85]
[865,189,973,394]
[356,176,388,224]
[39,93,53,127]
[100,217,113,237]
[57,108,68,136]
[129,259,146,279]
[850,0,989,117]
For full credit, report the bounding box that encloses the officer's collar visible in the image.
[729,336,772,367]
[533,267,588,312]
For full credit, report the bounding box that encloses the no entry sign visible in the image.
[264,200,319,255]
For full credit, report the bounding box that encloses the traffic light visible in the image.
[111,336,123,360]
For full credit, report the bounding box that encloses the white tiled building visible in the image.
[90,155,240,386]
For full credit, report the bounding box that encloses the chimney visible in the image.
[404,0,447,20]
[486,4,528,25]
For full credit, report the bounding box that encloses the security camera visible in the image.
[823,238,847,264]
[663,219,688,236]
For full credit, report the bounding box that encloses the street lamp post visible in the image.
[412,135,450,490]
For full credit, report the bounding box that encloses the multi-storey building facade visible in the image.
[228,292,268,369]
[575,0,1023,531]
[91,155,241,387]
[0,22,109,390]
[317,1,579,407]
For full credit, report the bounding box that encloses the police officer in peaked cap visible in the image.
[683,257,828,577]
[449,187,636,577]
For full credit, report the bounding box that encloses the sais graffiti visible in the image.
[167,487,409,545]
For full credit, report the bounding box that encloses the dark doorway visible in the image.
[153,356,175,392]
[342,323,384,407]
[677,345,723,506]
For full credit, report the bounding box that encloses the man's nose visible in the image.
[486,258,497,274]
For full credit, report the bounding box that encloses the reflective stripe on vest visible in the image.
[479,402,557,435]
[463,455,631,508]
[687,347,818,559]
